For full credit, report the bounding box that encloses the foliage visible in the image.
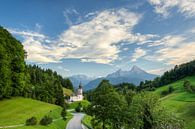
[82,115,93,129]
[183,80,195,93]
[61,107,67,120]
[86,80,184,129]
[63,88,73,97]
[63,79,74,91]
[139,60,195,90]
[127,93,184,129]
[161,86,174,96]
[0,26,25,99]
[23,65,72,106]
[26,117,37,126]
[86,80,127,129]
[68,100,90,109]
[153,75,195,129]
[85,82,137,102]
[75,102,82,112]
[40,116,53,126]
[0,27,74,108]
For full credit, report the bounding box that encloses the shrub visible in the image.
[168,86,174,93]
[161,86,174,96]
[40,116,53,125]
[161,90,169,96]
[75,102,82,112]
[61,107,67,120]
[26,116,37,126]
[183,80,195,93]
[75,105,81,112]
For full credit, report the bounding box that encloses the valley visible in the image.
[1,1,195,129]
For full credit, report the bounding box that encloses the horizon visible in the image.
[1,0,195,77]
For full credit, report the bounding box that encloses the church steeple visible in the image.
[79,82,82,89]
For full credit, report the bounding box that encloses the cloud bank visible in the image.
[10,8,155,64]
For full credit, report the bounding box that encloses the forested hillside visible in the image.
[24,65,74,106]
[0,26,25,99]
[0,27,73,106]
[139,60,195,90]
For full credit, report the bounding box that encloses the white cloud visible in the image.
[8,28,46,38]
[145,33,195,65]
[63,8,81,26]
[148,0,195,17]
[131,47,146,62]
[148,67,171,75]
[10,8,156,64]
[57,8,157,64]
[148,35,185,47]
[156,43,195,65]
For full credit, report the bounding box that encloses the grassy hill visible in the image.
[68,100,90,109]
[0,97,72,129]
[63,87,73,96]
[154,76,195,129]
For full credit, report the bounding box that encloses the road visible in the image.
[66,113,85,129]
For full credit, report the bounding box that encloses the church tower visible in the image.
[77,82,83,100]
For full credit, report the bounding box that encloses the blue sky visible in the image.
[1,0,195,77]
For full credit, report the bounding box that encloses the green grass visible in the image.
[0,97,73,129]
[11,112,73,129]
[154,76,195,129]
[63,88,73,96]
[82,115,93,128]
[68,100,90,109]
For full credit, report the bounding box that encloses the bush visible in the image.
[40,116,53,125]
[183,80,195,93]
[75,102,82,112]
[26,117,37,126]
[61,107,67,120]
[161,86,174,96]
[75,105,81,112]
[161,90,169,96]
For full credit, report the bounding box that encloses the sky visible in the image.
[1,0,195,77]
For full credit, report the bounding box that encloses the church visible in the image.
[69,83,84,102]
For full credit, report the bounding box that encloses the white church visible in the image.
[69,83,84,102]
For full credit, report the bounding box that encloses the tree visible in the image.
[139,60,195,91]
[64,79,74,91]
[75,102,82,112]
[86,80,127,129]
[168,86,174,93]
[127,93,184,129]
[61,107,67,120]
[0,27,25,98]
[183,80,195,93]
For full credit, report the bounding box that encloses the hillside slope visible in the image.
[154,76,195,129]
[0,97,72,129]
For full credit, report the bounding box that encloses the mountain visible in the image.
[84,65,157,90]
[69,74,94,88]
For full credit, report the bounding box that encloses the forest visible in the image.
[0,27,73,106]
[138,60,195,91]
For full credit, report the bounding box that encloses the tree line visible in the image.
[138,60,195,91]
[0,26,73,107]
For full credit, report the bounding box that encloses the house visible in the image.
[69,83,83,102]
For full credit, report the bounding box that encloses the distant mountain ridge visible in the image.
[84,65,157,90]
[69,74,94,88]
